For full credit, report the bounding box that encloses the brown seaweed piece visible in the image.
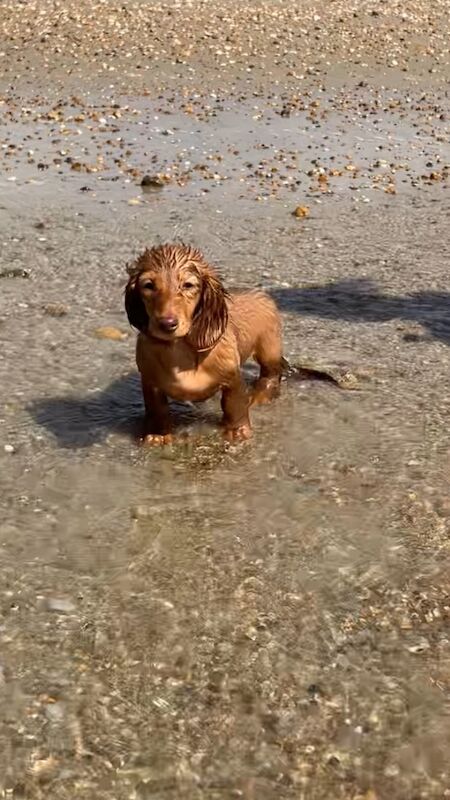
[281,357,361,390]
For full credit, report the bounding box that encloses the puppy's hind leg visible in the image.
[250,327,283,407]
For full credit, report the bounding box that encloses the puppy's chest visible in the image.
[162,362,218,402]
[137,338,222,401]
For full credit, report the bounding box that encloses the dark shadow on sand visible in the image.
[29,372,221,449]
[270,279,450,344]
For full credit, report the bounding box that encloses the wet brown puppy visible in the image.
[125,243,283,445]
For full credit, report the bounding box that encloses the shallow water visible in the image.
[1,86,450,799]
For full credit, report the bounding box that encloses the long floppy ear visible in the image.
[189,270,229,351]
[124,275,148,332]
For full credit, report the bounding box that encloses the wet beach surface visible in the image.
[1,1,450,798]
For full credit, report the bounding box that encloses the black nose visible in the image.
[158,316,178,333]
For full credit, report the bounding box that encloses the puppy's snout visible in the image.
[158,315,179,333]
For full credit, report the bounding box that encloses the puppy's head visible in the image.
[125,244,228,349]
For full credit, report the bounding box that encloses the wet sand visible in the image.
[1,2,450,799]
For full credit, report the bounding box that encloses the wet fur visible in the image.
[125,243,283,444]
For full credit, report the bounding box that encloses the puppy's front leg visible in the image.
[221,377,252,442]
[141,378,173,446]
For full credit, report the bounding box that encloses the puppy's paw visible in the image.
[141,433,174,447]
[223,424,252,443]
[250,390,275,406]
[250,379,281,406]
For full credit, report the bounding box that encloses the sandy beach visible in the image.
[0,2,450,798]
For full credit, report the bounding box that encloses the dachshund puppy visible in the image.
[125,244,283,445]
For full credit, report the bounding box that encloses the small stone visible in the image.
[384,764,400,777]
[45,701,65,723]
[44,597,76,614]
[94,630,109,654]
[0,267,30,279]
[141,174,165,189]
[43,303,69,317]
[4,444,15,453]
[408,638,430,654]
[292,205,310,218]
[335,653,351,669]
[131,505,152,519]
[94,326,128,341]
[434,497,450,517]
[307,684,323,699]
[336,371,359,390]
[28,755,59,778]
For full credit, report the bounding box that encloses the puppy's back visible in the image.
[228,291,281,359]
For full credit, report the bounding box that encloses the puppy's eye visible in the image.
[142,280,155,291]
[183,281,196,290]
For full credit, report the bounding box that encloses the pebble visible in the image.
[43,303,69,317]
[141,174,165,189]
[45,701,65,723]
[0,267,30,279]
[43,597,76,614]
[93,326,128,341]
[408,638,430,654]
[29,755,59,777]
[434,497,450,517]
[292,205,310,218]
